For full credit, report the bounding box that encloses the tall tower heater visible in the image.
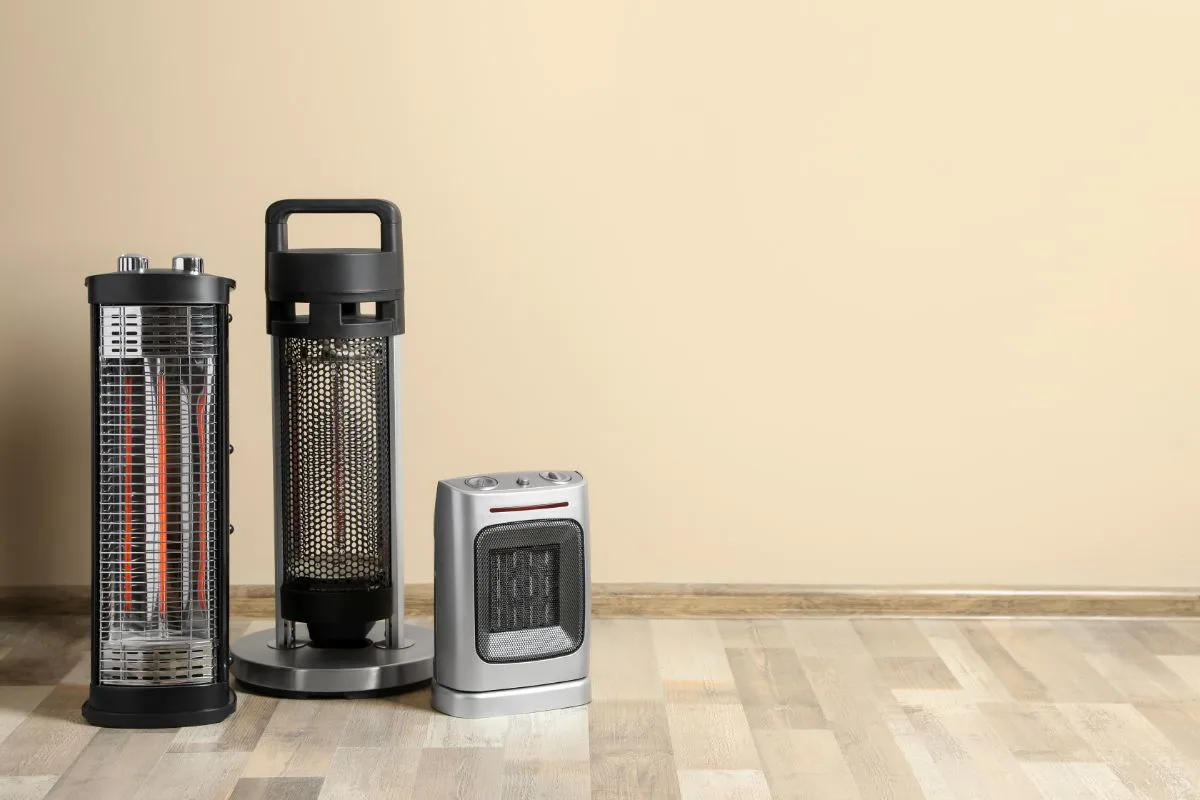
[83,253,237,728]
[231,199,433,696]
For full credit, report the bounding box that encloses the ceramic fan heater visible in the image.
[432,470,591,717]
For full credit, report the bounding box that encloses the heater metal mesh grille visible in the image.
[96,305,220,686]
[475,519,585,663]
[277,337,391,593]
[488,545,561,632]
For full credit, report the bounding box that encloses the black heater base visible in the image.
[82,683,236,729]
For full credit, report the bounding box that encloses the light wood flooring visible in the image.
[5,616,1200,798]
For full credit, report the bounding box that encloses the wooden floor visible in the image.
[5,617,1200,798]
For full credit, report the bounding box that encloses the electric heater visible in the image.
[432,470,591,718]
[231,199,432,696]
[83,253,237,728]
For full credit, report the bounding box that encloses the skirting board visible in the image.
[2,584,1199,618]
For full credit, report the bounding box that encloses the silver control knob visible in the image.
[465,476,499,490]
[171,254,204,274]
[516,476,531,487]
[540,471,573,483]
[117,253,149,273]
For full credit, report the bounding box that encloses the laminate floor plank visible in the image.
[1058,701,1200,798]
[752,728,861,800]
[44,728,174,799]
[716,620,793,650]
[172,691,278,754]
[229,776,325,800]
[985,621,1122,703]
[652,620,739,704]
[1020,762,1135,799]
[501,760,589,800]
[1,615,1200,799]
[952,621,1048,703]
[0,776,57,800]
[132,751,249,800]
[318,746,420,800]
[853,620,938,659]
[0,618,88,686]
[675,769,771,800]
[1066,621,1197,701]
[589,700,680,799]
[1135,698,1200,760]
[0,685,96,777]
[903,702,1044,799]
[875,658,960,692]
[786,620,873,659]
[976,702,1094,762]
[0,687,52,747]
[801,657,928,799]
[503,705,589,762]
[726,647,825,730]
[664,703,759,770]
[412,746,504,800]
[243,698,352,779]
[914,621,1021,703]
[1125,620,1200,655]
[591,619,663,701]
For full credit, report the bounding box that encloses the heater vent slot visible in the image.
[277,337,391,594]
[95,305,221,686]
[475,519,585,664]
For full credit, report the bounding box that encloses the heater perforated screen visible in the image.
[475,519,585,663]
[277,337,391,593]
[95,305,220,686]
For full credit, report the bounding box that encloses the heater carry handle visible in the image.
[266,199,400,253]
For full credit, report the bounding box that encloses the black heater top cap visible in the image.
[266,198,405,340]
[86,256,235,306]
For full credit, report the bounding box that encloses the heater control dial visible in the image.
[465,475,499,490]
[540,471,574,483]
[117,253,149,273]
[171,254,205,274]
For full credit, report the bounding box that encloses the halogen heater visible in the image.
[83,253,237,728]
[231,199,433,697]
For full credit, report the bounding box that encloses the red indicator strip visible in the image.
[489,501,569,514]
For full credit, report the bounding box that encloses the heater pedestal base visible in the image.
[231,622,433,698]
[82,684,236,729]
[432,677,591,719]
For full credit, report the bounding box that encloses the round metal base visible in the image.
[231,622,433,698]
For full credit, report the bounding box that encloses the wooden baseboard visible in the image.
[2,584,1199,618]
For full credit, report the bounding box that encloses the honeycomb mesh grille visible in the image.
[278,337,391,592]
[475,519,585,663]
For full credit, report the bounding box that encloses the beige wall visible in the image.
[2,1,1199,588]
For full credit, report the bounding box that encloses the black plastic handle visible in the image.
[266,199,400,253]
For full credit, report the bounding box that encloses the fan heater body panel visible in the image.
[433,471,591,717]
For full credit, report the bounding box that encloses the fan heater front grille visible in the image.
[475,519,585,664]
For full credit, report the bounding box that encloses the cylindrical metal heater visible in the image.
[83,253,237,728]
[231,199,433,697]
